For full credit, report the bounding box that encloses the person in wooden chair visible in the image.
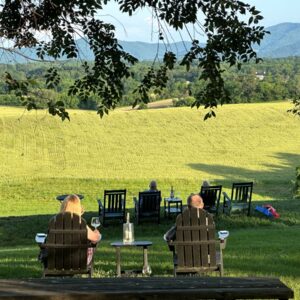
[164,193,204,244]
[39,194,101,277]
[164,194,224,276]
[60,194,101,265]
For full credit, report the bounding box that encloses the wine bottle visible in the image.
[123,212,134,243]
[170,186,174,198]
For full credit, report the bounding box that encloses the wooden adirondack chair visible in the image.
[41,212,95,277]
[98,189,126,226]
[168,207,223,277]
[200,185,222,216]
[134,191,161,225]
[223,182,253,216]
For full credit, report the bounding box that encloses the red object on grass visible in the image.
[263,205,280,219]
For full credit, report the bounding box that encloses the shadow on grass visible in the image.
[187,152,300,199]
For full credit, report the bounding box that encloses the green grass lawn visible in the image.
[0,102,299,298]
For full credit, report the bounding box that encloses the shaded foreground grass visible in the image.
[0,200,299,299]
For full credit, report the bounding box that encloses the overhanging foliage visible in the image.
[0,0,269,120]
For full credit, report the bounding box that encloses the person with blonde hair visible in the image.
[39,194,100,267]
[60,194,101,243]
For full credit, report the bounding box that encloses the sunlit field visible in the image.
[0,102,299,215]
[0,102,299,298]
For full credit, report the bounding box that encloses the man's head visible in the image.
[149,180,157,191]
[187,193,204,209]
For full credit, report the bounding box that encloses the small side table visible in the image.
[110,241,152,277]
[164,197,182,218]
[56,194,84,202]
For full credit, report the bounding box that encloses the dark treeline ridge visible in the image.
[0,56,299,110]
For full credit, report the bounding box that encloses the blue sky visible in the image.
[100,0,300,42]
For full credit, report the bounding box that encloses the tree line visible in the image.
[0,56,299,110]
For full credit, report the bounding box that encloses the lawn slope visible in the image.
[0,102,299,216]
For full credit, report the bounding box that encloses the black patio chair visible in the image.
[222,182,253,216]
[200,185,222,216]
[98,189,126,226]
[134,191,161,224]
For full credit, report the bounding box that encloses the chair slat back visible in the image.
[104,189,126,213]
[200,185,222,210]
[138,191,161,212]
[175,208,217,270]
[45,212,88,272]
[231,182,253,203]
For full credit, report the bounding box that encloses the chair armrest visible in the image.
[97,199,104,216]
[97,199,104,209]
[133,197,138,206]
[223,192,231,205]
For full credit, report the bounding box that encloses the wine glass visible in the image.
[91,217,101,230]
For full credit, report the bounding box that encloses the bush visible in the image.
[137,102,148,110]
[172,97,195,107]
[78,98,98,110]
[0,94,21,106]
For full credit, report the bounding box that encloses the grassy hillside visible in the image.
[0,101,299,216]
[0,102,299,298]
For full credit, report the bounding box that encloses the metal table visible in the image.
[111,241,152,277]
[164,197,182,218]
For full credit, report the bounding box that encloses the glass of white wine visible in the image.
[91,217,101,230]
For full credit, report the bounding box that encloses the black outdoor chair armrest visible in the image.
[133,197,139,216]
[97,199,104,217]
[97,199,104,209]
[223,192,231,205]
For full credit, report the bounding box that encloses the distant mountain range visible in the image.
[2,22,300,63]
[255,22,300,58]
[60,23,300,60]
